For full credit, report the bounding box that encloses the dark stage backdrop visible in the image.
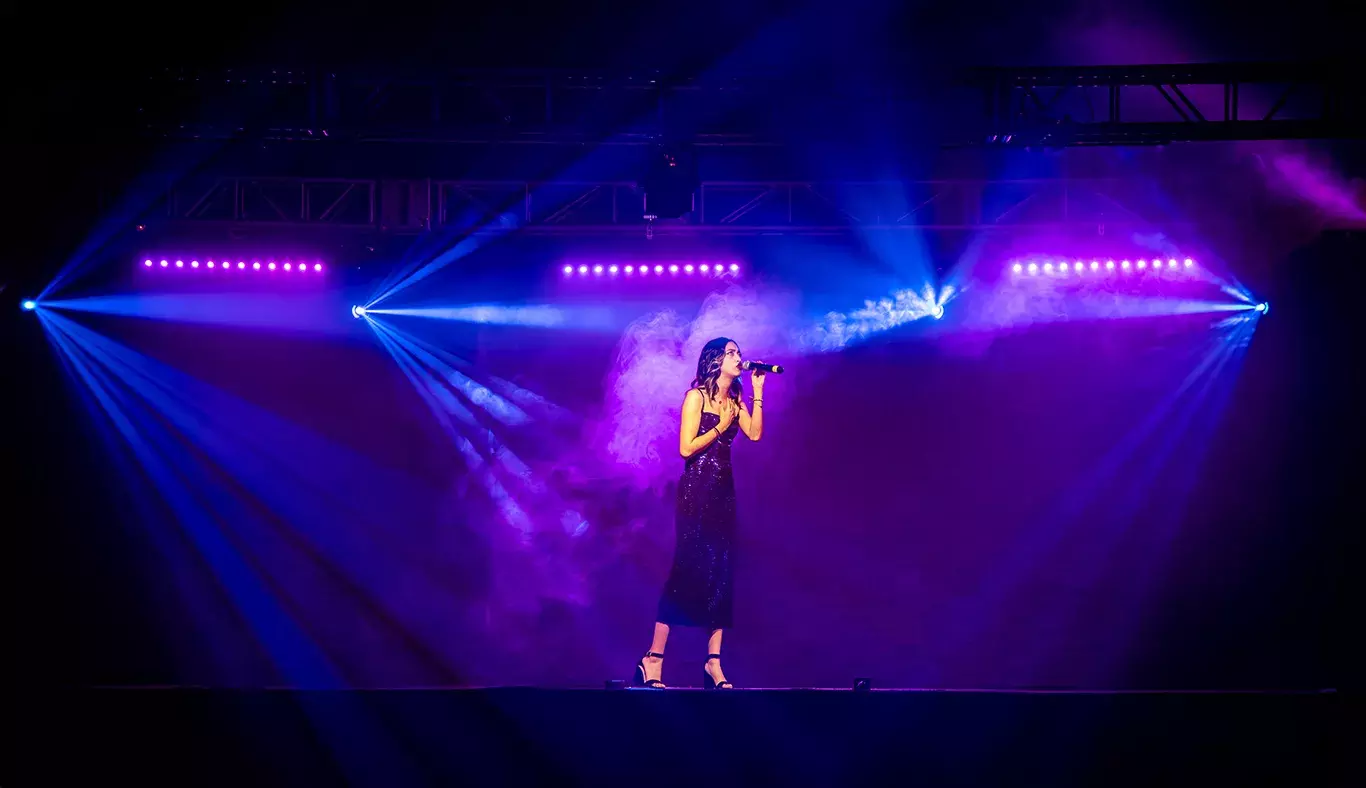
[11,234,1361,691]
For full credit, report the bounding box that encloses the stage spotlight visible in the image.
[1012,263,1023,274]
[563,265,573,275]
[21,299,37,311]
[1255,302,1270,314]
[1184,258,1194,268]
[729,263,739,273]
[351,305,368,319]
[609,265,619,274]
[931,304,945,319]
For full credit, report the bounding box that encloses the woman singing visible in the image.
[634,337,767,689]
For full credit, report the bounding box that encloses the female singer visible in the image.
[634,337,767,689]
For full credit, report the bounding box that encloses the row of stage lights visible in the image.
[1011,257,1196,276]
[563,263,741,277]
[143,258,325,272]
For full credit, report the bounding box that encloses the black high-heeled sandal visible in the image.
[703,654,734,689]
[633,651,666,688]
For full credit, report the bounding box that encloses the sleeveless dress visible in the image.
[657,409,740,630]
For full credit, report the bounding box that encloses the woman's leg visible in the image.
[705,628,729,685]
[642,621,670,683]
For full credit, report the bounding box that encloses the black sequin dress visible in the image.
[657,410,739,630]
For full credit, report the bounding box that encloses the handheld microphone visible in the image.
[742,361,784,374]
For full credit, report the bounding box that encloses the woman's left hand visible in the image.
[749,362,767,391]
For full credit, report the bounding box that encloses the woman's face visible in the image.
[720,341,742,377]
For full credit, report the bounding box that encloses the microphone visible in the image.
[742,361,784,374]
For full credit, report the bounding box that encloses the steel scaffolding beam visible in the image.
[156,176,1207,235]
[966,61,1362,146]
[135,66,775,146]
[129,62,1361,147]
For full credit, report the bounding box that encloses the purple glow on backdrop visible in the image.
[1264,148,1366,227]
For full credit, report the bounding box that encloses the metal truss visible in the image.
[168,176,377,225]
[136,66,775,146]
[136,62,1362,147]
[967,61,1362,146]
[159,176,1202,236]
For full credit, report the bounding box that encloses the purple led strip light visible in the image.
[1010,257,1197,276]
[562,263,741,277]
[142,258,325,272]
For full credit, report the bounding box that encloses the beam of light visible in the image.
[36,150,231,302]
[797,283,941,352]
[40,292,356,336]
[366,227,507,310]
[935,313,1264,679]
[369,317,575,424]
[362,315,535,540]
[35,309,346,687]
[961,287,1259,333]
[34,311,491,683]
[368,319,535,433]
[1000,313,1263,685]
[367,304,620,332]
[1069,314,1262,681]
[42,309,430,779]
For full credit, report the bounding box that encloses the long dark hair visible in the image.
[691,336,743,405]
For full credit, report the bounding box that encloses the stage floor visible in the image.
[12,687,1353,786]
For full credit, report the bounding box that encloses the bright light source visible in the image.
[931,304,945,319]
[1255,302,1270,314]
[351,305,368,319]
[21,299,37,311]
